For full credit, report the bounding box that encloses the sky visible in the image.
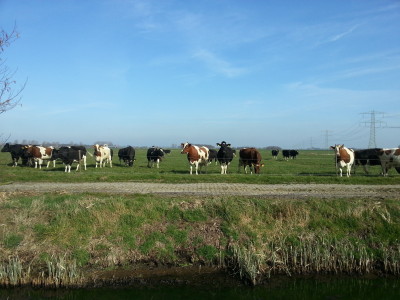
[0,0,399,149]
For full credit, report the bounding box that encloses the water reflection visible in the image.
[1,277,399,299]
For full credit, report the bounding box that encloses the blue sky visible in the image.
[1,0,399,148]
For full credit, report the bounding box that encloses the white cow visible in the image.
[330,144,355,177]
[377,148,400,176]
[93,144,112,168]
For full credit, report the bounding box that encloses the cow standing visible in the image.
[1,143,30,166]
[354,148,382,174]
[53,146,87,172]
[271,149,279,159]
[208,149,218,165]
[147,146,164,168]
[118,146,135,167]
[330,144,355,177]
[180,142,209,175]
[216,141,234,174]
[282,150,290,161]
[289,150,299,159]
[93,144,113,168]
[377,148,400,176]
[24,145,54,169]
[238,147,264,174]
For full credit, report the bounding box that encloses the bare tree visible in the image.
[0,25,26,115]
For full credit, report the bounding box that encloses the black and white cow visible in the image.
[1,143,30,166]
[282,150,290,160]
[216,141,234,174]
[147,146,165,168]
[289,150,299,159]
[271,149,279,159]
[354,148,382,175]
[52,146,87,172]
[208,149,218,165]
[118,146,135,166]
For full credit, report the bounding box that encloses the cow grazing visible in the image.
[180,142,209,175]
[208,149,218,165]
[118,146,135,166]
[289,150,299,159]
[216,141,234,174]
[377,148,400,176]
[271,149,279,159]
[282,150,290,161]
[147,146,164,168]
[93,144,113,168]
[1,143,30,166]
[53,146,87,172]
[24,145,55,169]
[330,144,355,177]
[354,148,382,174]
[238,147,264,174]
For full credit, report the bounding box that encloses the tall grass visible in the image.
[1,192,400,286]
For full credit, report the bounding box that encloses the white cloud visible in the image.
[192,49,247,78]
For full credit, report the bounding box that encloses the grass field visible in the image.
[0,148,399,184]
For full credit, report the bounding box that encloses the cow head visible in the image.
[93,144,101,156]
[217,141,231,147]
[181,142,191,154]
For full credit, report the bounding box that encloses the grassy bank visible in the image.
[1,192,399,286]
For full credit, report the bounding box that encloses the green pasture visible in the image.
[0,148,398,184]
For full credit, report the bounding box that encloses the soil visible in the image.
[0,182,400,200]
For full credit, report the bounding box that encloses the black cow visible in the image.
[1,143,31,166]
[118,146,135,167]
[272,149,279,159]
[289,150,299,159]
[216,141,234,174]
[147,146,165,168]
[354,148,382,175]
[208,149,218,164]
[52,146,87,172]
[282,150,290,160]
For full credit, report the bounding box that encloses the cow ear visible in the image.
[227,144,231,147]
[217,143,220,146]
[330,146,335,149]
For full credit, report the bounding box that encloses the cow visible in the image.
[24,145,55,169]
[53,146,87,172]
[180,142,209,175]
[354,148,382,175]
[118,146,135,167]
[330,144,355,177]
[271,149,279,159]
[238,147,264,174]
[147,146,164,168]
[208,149,218,165]
[93,144,113,168]
[282,150,290,161]
[289,150,299,159]
[1,143,30,166]
[216,141,234,174]
[377,148,400,177]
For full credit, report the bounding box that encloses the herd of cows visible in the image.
[1,142,400,176]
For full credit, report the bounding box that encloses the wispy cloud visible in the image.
[328,24,359,42]
[192,49,247,78]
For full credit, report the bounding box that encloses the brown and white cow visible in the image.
[93,144,113,168]
[180,142,209,175]
[24,145,55,169]
[238,147,264,174]
[330,144,355,177]
[377,148,400,176]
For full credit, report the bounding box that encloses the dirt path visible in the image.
[1,182,400,199]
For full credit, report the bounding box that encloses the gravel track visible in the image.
[1,182,400,199]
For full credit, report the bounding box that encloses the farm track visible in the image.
[1,182,400,200]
